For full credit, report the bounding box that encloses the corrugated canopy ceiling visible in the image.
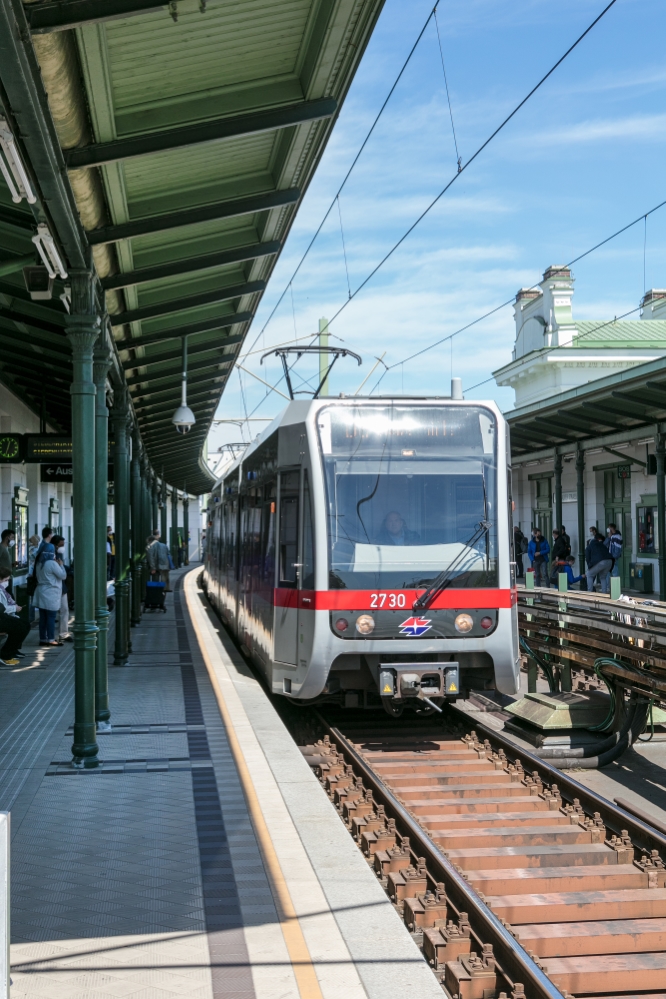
[0,0,385,493]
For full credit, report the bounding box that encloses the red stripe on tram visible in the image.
[273,588,516,611]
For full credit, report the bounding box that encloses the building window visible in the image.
[637,506,658,554]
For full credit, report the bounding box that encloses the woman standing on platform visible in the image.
[33,541,67,646]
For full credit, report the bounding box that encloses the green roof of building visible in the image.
[571,319,666,349]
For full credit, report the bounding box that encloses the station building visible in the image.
[496,265,666,596]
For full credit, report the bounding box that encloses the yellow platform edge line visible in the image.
[184,572,325,999]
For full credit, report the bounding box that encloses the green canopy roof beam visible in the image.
[557,408,623,432]
[0,305,66,337]
[132,378,226,406]
[581,399,649,422]
[126,357,231,387]
[66,99,338,169]
[530,416,581,441]
[89,189,300,246]
[26,0,167,33]
[101,241,280,292]
[110,280,265,327]
[123,343,229,372]
[610,391,659,416]
[616,388,666,410]
[645,381,666,397]
[114,313,252,350]
[530,415,585,437]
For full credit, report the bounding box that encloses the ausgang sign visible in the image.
[40,464,114,482]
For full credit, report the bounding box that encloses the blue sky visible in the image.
[209,0,666,464]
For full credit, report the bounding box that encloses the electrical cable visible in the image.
[463,305,643,394]
[241,1,445,361]
[319,0,619,335]
[433,5,461,171]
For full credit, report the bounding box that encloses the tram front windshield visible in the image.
[317,404,498,590]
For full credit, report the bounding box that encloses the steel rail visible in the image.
[449,707,666,858]
[322,721,565,999]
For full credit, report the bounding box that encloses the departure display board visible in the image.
[25,435,72,463]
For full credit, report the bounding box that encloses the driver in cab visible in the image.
[376,511,420,546]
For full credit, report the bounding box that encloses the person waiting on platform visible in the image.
[51,535,71,642]
[605,522,623,578]
[585,527,612,594]
[146,529,171,591]
[0,567,30,665]
[0,529,15,583]
[527,529,550,587]
[33,538,67,646]
[553,556,583,590]
[376,511,420,546]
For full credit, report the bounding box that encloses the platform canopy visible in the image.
[0,0,384,493]
[507,356,666,460]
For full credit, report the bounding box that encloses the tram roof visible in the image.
[0,0,385,494]
[507,356,666,461]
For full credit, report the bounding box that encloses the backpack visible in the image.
[609,535,623,560]
[27,574,37,597]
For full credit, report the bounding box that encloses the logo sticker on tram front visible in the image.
[399,616,432,637]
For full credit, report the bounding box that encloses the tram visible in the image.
[203,396,520,714]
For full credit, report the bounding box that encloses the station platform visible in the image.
[2,565,442,999]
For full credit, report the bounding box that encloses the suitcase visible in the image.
[145,580,167,612]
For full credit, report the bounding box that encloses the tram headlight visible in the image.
[454,613,474,634]
[480,616,493,630]
[355,614,375,635]
[335,618,349,632]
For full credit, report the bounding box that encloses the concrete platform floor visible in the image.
[2,566,443,999]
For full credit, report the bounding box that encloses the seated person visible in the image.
[0,566,30,664]
[376,511,420,546]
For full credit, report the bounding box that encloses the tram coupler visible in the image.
[378,663,460,704]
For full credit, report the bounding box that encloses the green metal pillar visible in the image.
[160,477,167,540]
[657,432,666,602]
[171,488,178,565]
[93,337,111,730]
[554,451,563,540]
[152,476,159,534]
[183,494,189,565]
[130,430,142,626]
[576,446,586,588]
[140,455,150,589]
[112,389,130,664]
[66,269,100,768]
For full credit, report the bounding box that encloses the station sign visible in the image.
[40,463,114,482]
[0,435,115,465]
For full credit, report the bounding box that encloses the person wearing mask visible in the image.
[513,526,526,578]
[528,529,550,587]
[33,538,67,645]
[549,529,570,585]
[51,535,71,642]
[0,566,29,664]
[0,529,15,579]
[605,523,623,578]
[585,527,612,594]
[146,529,171,591]
[27,534,40,623]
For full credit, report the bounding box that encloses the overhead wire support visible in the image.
[433,6,461,172]
[337,195,352,299]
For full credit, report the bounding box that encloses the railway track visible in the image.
[304,708,666,999]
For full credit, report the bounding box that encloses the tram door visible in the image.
[274,471,300,664]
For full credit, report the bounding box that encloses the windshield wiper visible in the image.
[412,520,491,612]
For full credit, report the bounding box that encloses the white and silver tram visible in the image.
[203,397,520,713]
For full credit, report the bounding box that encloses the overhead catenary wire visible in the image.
[240,1,445,362]
[378,192,666,389]
[318,0,619,335]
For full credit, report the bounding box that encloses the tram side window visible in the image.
[278,471,299,588]
[260,483,276,586]
[302,471,315,590]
